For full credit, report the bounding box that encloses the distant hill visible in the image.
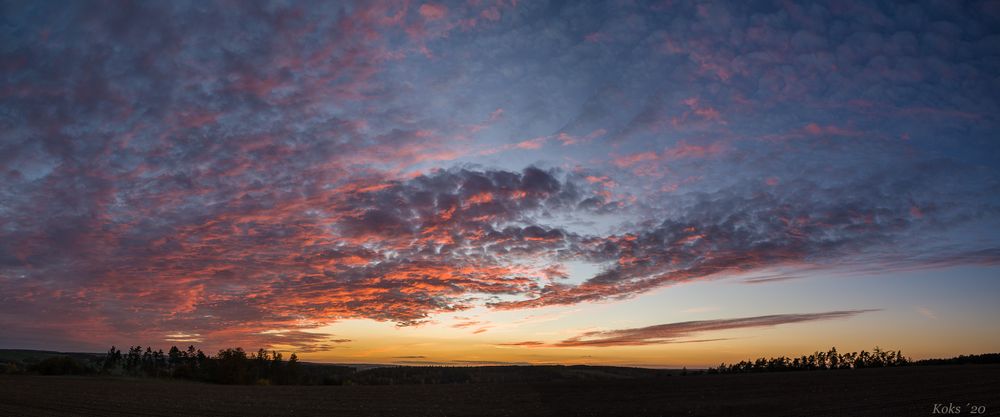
[0,349,101,364]
[341,364,673,385]
[0,349,678,384]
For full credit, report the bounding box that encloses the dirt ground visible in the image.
[1,364,997,416]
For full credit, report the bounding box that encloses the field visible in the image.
[1,365,997,416]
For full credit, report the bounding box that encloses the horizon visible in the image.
[7,346,996,371]
[2,0,999,369]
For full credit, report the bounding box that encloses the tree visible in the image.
[215,348,250,384]
[168,346,182,366]
[856,350,870,368]
[252,348,270,382]
[895,350,909,366]
[125,345,143,373]
[841,352,857,369]
[270,351,284,384]
[102,346,122,373]
[287,353,300,384]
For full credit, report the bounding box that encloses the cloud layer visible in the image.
[1,0,999,351]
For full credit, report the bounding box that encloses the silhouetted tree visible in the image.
[102,346,122,373]
[168,346,182,366]
[287,353,300,384]
[270,351,285,384]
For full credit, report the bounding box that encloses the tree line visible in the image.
[100,345,307,385]
[912,353,1000,366]
[3,346,999,385]
[708,346,909,374]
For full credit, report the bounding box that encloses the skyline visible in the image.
[1,0,999,367]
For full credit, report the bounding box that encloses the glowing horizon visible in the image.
[2,1,999,367]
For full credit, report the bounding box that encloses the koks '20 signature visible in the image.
[932,403,987,415]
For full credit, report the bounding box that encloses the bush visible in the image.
[1,362,23,375]
[31,356,90,375]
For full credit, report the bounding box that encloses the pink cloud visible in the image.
[661,142,726,160]
[419,3,448,20]
[556,128,606,146]
[584,32,608,43]
[516,137,547,149]
[803,123,863,137]
[480,7,501,21]
[612,142,724,170]
[613,151,658,168]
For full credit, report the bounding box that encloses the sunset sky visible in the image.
[2,0,999,368]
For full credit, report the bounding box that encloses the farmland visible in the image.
[1,364,997,416]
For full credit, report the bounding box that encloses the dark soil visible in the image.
[1,364,997,416]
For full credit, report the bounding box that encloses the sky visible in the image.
[1,0,999,367]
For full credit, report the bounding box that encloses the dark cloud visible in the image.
[505,310,879,347]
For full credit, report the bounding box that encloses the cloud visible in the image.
[0,0,998,353]
[251,331,352,353]
[916,306,938,320]
[492,163,1000,309]
[505,310,879,347]
[419,3,448,21]
[740,275,803,285]
[0,164,618,348]
[0,159,996,350]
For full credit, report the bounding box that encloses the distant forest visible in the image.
[710,346,909,373]
[1,345,998,386]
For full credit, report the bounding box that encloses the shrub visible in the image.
[31,356,90,375]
